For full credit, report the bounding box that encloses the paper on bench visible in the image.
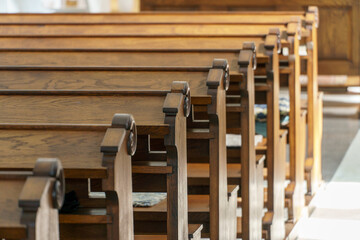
[226,134,264,147]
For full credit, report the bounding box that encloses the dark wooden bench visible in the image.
[0,62,240,239]
[0,16,310,238]
[0,80,204,240]
[0,32,274,239]
[0,8,322,196]
[90,4,318,198]
[0,43,284,239]
[0,23,298,225]
[0,158,64,240]
[0,7,324,240]
[0,47,265,239]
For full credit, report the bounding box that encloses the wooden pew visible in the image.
[0,83,201,240]
[0,6,322,196]
[0,63,238,240]
[0,36,264,239]
[0,158,64,240]
[0,43,284,239]
[0,20,306,222]
[0,35,272,240]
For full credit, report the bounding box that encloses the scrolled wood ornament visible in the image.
[111,113,137,156]
[212,58,230,90]
[241,42,257,70]
[171,81,191,117]
[238,42,257,70]
[33,158,65,209]
[269,28,282,53]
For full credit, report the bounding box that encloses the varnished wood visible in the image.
[0,32,264,240]
[0,11,324,190]
[136,2,358,75]
[0,12,308,24]
[18,11,320,196]
[0,158,64,240]
[0,38,262,240]
[0,51,234,239]
[0,15,314,238]
[0,23,291,37]
[0,62,234,239]
[0,84,190,240]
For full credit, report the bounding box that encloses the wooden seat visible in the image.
[0,18,303,212]
[0,12,324,239]
[0,61,238,239]
[0,23,297,38]
[0,10,315,25]
[0,115,136,240]
[0,158,64,240]
[0,4,323,197]
[0,82,192,240]
[0,34,272,240]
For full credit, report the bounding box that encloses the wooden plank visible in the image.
[0,158,64,240]
[0,23,289,36]
[0,12,309,24]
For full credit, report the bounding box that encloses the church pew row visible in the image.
[0,83,207,240]
[0,41,286,239]
[0,6,322,196]
[0,158,64,240]
[0,39,269,239]
[121,3,320,197]
[0,34,278,239]
[0,6,322,195]
[0,21,306,225]
[0,64,247,239]
[28,19,304,223]
[0,15,312,238]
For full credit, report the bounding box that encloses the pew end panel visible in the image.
[132,81,191,240]
[0,85,188,240]
[286,110,306,222]
[263,29,288,240]
[0,158,65,240]
[100,114,137,240]
[238,42,263,240]
[205,59,235,240]
[163,81,190,240]
[284,20,306,223]
[304,8,322,195]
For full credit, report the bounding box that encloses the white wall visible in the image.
[0,0,139,13]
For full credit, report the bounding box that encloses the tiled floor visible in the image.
[298,130,360,240]
[297,91,360,240]
[318,92,360,181]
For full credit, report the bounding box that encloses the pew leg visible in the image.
[105,192,119,240]
[227,186,238,240]
[267,132,287,240]
[306,93,323,195]
[256,157,264,240]
[291,113,306,221]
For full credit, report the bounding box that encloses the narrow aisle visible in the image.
[298,130,360,240]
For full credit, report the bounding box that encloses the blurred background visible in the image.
[0,0,140,13]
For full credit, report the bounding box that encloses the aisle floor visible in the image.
[298,130,360,240]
